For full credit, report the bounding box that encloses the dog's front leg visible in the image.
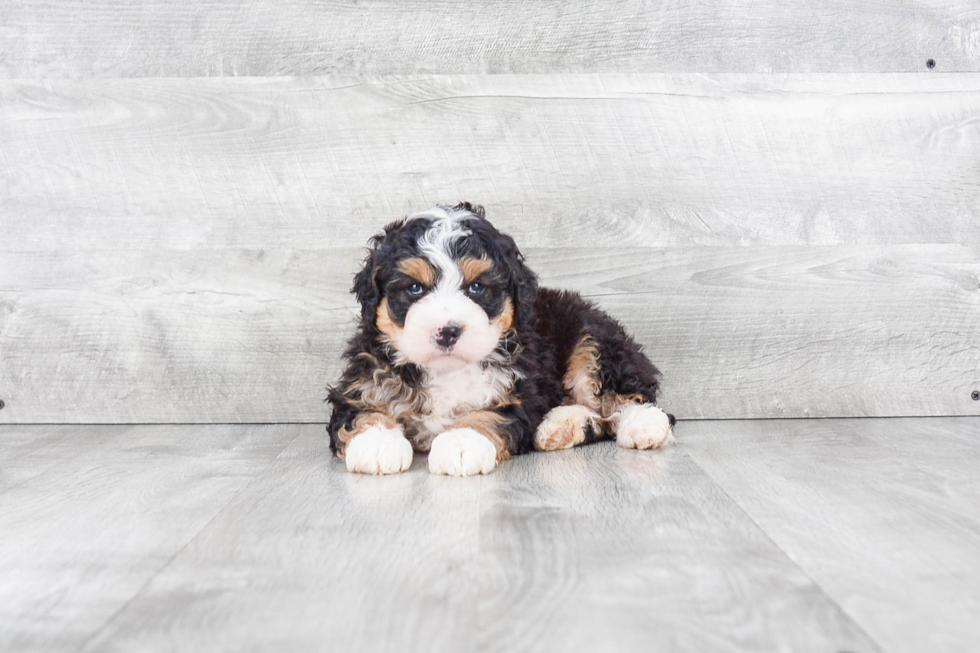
[329,408,413,475]
[427,409,519,477]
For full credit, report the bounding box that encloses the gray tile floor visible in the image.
[1,418,977,652]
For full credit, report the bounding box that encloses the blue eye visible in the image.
[407,282,425,296]
[467,282,485,295]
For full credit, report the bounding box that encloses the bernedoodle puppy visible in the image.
[327,202,675,476]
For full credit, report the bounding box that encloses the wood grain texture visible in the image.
[475,442,880,652]
[0,248,355,424]
[82,427,483,653]
[78,428,879,653]
[1,0,977,77]
[683,418,980,653]
[2,245,978,423]
[854,417,980,507]
[556,245,980,420]
[0,424,297,653]
[6,420,979,651]
[3,75,979,250]
[0,424,72,493]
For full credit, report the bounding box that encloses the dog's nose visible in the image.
[435,324,462,349]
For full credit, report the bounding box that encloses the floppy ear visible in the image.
[351,241,381,324]
[497,233,538,331]
[351,220,404,325]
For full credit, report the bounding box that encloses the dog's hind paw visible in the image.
[615,404,674,450]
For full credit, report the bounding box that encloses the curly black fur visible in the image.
[327,202,673,458]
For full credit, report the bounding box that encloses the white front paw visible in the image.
[345,425,413,475]
[428,428,498,476]
[616,404,673,450]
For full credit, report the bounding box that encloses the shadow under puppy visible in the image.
[328,203,675,476]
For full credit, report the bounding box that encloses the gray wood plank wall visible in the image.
[1,3,978,423]
[1,1,977,76]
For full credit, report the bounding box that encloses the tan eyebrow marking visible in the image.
[397,257,436,286]
[459,256,493,284]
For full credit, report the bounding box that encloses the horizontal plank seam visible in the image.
[4,72,980,82]
[404,88,980,104]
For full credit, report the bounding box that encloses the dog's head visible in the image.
[352,202,537,370]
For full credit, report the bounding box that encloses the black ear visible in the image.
[352,239,382,324]
[351,220,403,324]
[497,233,538,331]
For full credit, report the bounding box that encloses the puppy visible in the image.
[327,203,675,476]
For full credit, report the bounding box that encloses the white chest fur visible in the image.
[410,362,517,451]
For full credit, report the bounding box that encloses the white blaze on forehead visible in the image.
[410,207,473,293]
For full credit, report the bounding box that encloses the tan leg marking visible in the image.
[335,412,398,458]
[451,410,511,462]
[534,404,602,451]
[553,333,668,450]
[562,335,602,412]
[557,334,655,443]
[598,391,646,434]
